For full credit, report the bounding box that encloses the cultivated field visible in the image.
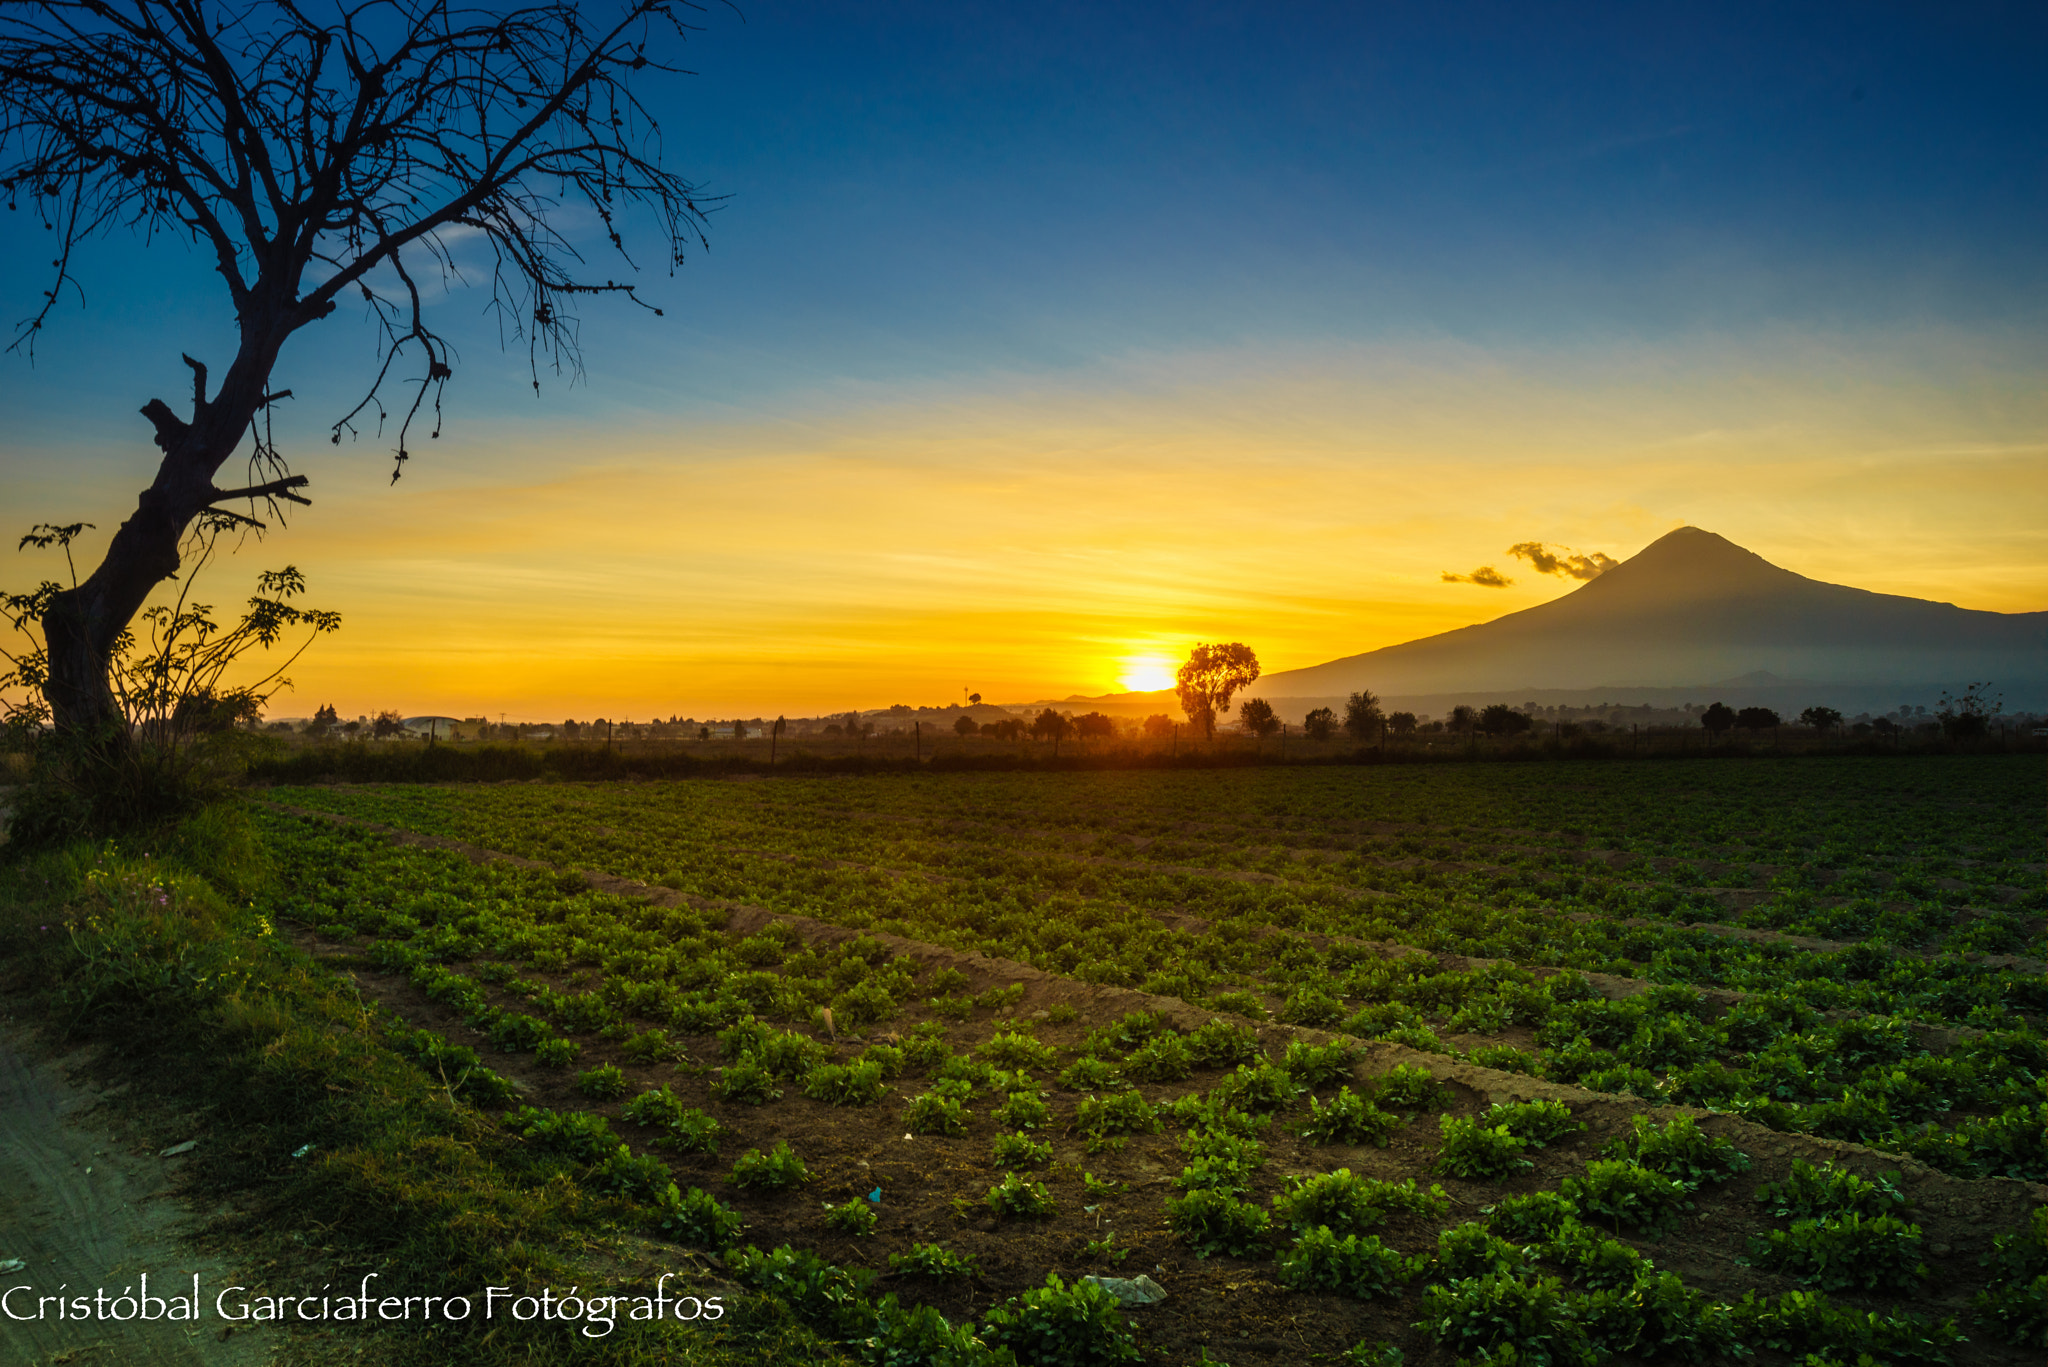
[256,756,2045,1364]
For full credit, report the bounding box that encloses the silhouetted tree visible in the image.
[1798,706,1843,734]
[1701,702,1736,735]
[371,709,404,738]
[1448,704,1477,734]
[1301,706,1336,741]
[1342,690,1381,741]
[1237,697,1278,738]
[1387,711,1417,735]
[1141,713,1174,739]
[309,702,340,736]
[1734,707,1779,732]
[1175,642,1259,741]
[1478,703,1531,737]
[1936,682,1999,739]
[2,0,714,743]
[953,715,978,736]
[1073,712,1116,740]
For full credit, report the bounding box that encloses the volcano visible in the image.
[1260,528,2048,698]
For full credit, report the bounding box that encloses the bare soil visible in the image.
[0,1023,278,1367]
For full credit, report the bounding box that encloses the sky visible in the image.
[2,0,2044,719]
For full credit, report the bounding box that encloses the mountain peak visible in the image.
[1567,525,1806,610]
[1258,527,2046,696]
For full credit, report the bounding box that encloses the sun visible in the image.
[1116,657,1177,693]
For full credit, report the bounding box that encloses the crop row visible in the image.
[258,782,2045,1181]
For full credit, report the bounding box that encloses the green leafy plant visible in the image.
[1482,1190,1579,1244]
[1059,1056,1127,1092]
[890,1241,980,1277]
[1166,1187,1272,1258]
[1081,1010,1166,1057]
[1731,1288,1967,1364]
[652,1184,745,1249]
[823,1196,879,1237]
[1124,1031,1195,1082]
[903,1084,972,1136]
[1280,987,1345,1027]
[901,1023,952,1071]
[711,1055,782,1105]
[1272,1169,1449,1234]
[1465,1044,1543,1076]
[1434,1115,1533,1179]
[802,1059,889,1106]
[1482,1099,1583,1147]
[1082,1231,1130,1264]
[980,1273,1144,1366]
[992,1132,1053,1167]
[1561,1159,1693,1236]
[575,1063,630,1099]
[1432,1221,1535,1280]
[621,1085,723,1153]
[1213,1061,1301,1113]
[1605,1113,1750,1189]
[1204,991,1270,1021]
[858,1042,907,1079]
[533,1035,581,1067]
[979,1029,1059,1070]
[1075,1091,1159,1138]
[1744,1212,1928,1292]
[994,1089,1054,1130]
[621,1027,683,1063]
[1972,1205,2048,1348]
[1542,1221,1647,1290]
[505,1106,618,1164]
[1083,1171,1129,1199]
[1296,1086,1402,1146]
[1753,1158,1907,1220]
[730,1139,811,1191]
[1277,1227,1416,1299]
[1187,1016,1261,1066]
[1371,1063,1448,1111]
[1415,1272,1589,1366]
[986,1171,1058,1219]
[1282,1039,1358,1088]
[596,1145,672,1202]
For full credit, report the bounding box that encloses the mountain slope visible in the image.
[1261,528,2048,696]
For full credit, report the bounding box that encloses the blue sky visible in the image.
[2,1,2043,716]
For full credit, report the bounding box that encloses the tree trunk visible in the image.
[38,334,288,737]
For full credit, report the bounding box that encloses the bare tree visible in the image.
[3,0,715,738]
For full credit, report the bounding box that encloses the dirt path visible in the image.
[0,1027,276,1367]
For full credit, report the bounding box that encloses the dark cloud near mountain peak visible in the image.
[1509,542,1618,581]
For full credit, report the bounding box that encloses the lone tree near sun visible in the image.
[1175,642,1259,742]
[2,0,714,739]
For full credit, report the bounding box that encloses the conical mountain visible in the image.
[1262,527,2048,696]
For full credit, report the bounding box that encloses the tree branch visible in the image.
[210,474,310,506]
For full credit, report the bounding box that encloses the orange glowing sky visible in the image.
[10,330,2039,722]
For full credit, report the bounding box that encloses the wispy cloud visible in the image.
[1442,566,1514,588]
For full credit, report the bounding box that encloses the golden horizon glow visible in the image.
[3,329,2043,721]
